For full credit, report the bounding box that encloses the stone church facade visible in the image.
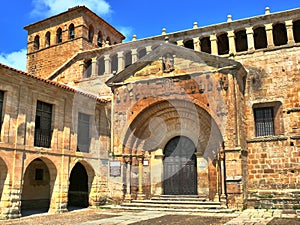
[0,5,299,219]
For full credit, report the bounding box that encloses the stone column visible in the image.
[150,149,164,196]
[246,27,255,51]
[117,51,125,73]
[228,31,236,55]
[137,156,145,200]
[146,46,152,54]
[104,54,111,75]
[210,34,218,55]
[131,49,138,64]
[265,23,274,47]
[285,20,295,44]
[124,157,132,201]
[193,37,201,51]
[214,155,220,202]
[91,57,98,77]
[196,153,209,198]
[219,146,227,207]
[177,40,184,46]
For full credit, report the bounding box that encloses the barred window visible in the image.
[34,101,53,148]
[0,91,4,133]
[254,107,274,136]
[77,112,90,153]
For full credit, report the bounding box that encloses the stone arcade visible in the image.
[0,5,299,219]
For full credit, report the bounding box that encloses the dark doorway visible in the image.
[68,163,89,209]
[163,136,197,195]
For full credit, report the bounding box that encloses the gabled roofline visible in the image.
[24,5,125,40]
[105,42,245,86]
[0,63,109,103]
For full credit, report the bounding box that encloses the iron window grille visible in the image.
[254,107,275,136]
[34,101,53,148]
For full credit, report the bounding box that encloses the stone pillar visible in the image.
[150,149,164,196]
[177,40,184,46]
[285,20,295,44]
[196,154,209,198]
[117,51,125,73]
[210,34,218,55]
[124,157,132,201]
[146,46,152,54]
[91,57,98,77]
[246,27,255,51]
[228,31,236,55]
[137,156,145,200]
[265,23,274,47]
[193,37,201,51]
[104,54,111,75]
[131,49,138,63]
[214,155,220,202]
[219,147,227,207]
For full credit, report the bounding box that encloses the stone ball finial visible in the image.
[162,28,167,35]
[265,7,270,15]
[193,22,198,29]
[132,34,137,41]
[227,14,232,22]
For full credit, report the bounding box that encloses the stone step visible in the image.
[131,199,221,206]
[102,204,234,213]
[151,195,208,202]
[121,202,223,209]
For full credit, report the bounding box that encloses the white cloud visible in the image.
[31,0,112,18]
[117,26,134,42]
[0,49,27,71]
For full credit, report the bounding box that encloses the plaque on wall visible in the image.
[109,161,121,177]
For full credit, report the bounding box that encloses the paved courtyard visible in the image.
[0,208,299,225]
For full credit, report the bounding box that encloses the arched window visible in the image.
[34,35,40,50]
[84,59,92,78]
[97,57,105,75]
[97,31,103,47]
[293,20,300,43]
[125,51,132,68]
[217,33,229,55]
[273,23,287,46]
[184,39,194,50]
[56,28,62,44]
[111,54,118,73]
[88,25,94,43]
[69,24,75,39]
[253,26,267,49]
[235,29,248,52]
[45,31,51,47]
[138,48,146,59]
[200,37,211,54]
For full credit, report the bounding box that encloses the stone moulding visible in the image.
[247,135,288,143]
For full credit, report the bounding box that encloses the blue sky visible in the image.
[0,0,299,71]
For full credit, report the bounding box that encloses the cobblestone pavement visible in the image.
[0,208,299,225]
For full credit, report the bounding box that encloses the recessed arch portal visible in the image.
[163,136,197,195]
[21,157,57,216]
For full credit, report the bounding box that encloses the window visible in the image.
[34,35,40,50]
[69,24,75,39]
[253,26,267,49]
[56,28,62,44]
[0,91,4,133]
[273,23,287,46]
[88,25,94,43]
[45,31,51,47]
[97,31,103,47]
[34,101,53,148]
[217,33,229,55]
[35,169,44,180]
[254,107,274,136]
[84,59,92,78]
[77,112,91,152]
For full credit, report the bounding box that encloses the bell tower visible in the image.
[24,6,125,79]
